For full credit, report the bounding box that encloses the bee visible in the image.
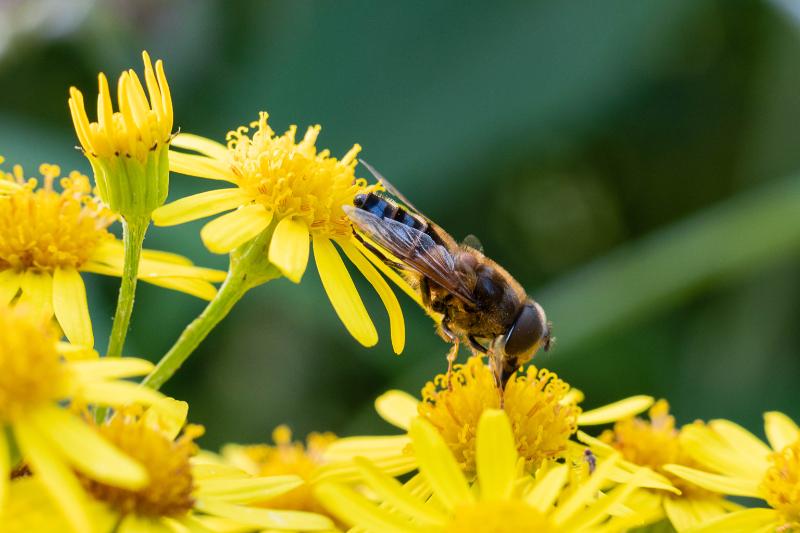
[344,161,551,388]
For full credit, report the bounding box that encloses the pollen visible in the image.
[762,440,800,528]
[418,357,581,475]
[235,425,336,514]
[80,411,203,517]
[445,501,551,533]
[0,163,114,271]
[0,306,63,423]
[225,112,377,239]
[600,400,708,496]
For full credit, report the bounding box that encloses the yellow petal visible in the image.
[139,277,218,301]
[69,357,154,380]
[313,482,421,533]
[476,410,516,500]
[194,499,335,531]
[662,464,760,497]
[201,205,272,254]
[688,508,778,533]
[322,435,411,463]
[196,475,304,504]
[75,380,165,407]
[169,150,238,182]
[118,514,173,533]
[764,411,800,452]
[352,237,425,308]
[409,417,473,511]
[552,455,618,525]
[525,464,568,513]
[708,419,771,466]
[0,269,21,304]
[143,397,188,440]
[152,188,249,227]
[0,430,8,509]
[137,258,226,282]
[171,132,229,160]
[52,268,93,347]
[340,240,405,354]
[56,342,99,361]
[18,270,53,319]
[14,418,92,533]
[578,396,654,426]
[268,217,310,283]
[354,457,445,526]
[664,496,730,532]
[680,424,765,480]
[31,406,148,489]
[140,248,192,266]
[374,390,419,430]
[313,237,378,348]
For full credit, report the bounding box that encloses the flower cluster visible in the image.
[0,50,796,533]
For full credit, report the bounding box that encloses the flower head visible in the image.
[316,411,647,533]
[664,411,800,532]
[0,158,225,346]
[68,51,172,217]
[324,356,652,479]
[222,425,336,515]
[0,304,168,533]
[152,113,405,352]
[75,400,336,532]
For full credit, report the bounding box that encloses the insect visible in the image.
[344,161,551,389]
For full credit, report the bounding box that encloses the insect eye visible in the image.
[353,194,368,208]
[502,303,548,359]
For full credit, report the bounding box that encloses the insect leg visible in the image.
[467,335,488,354]
[440,319,459,390]
[419,277,432,308]
[353,233,408,270]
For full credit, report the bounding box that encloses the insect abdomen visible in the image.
[357,193,427,231]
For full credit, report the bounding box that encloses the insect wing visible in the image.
[359,159,425,217]
[344,206,476,304]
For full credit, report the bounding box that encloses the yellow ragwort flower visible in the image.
[151,112,405,352]
[75,399,335,532]
[0,159,225,346]
[68,51,172,217]
[0,304,168,533]
[578,400,735,531]
[663,410,800,532]
[221,425,336,516]
[323,356,653,478]
[316,410,647,533]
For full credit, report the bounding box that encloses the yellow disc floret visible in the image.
[762,440,800,528]
[227,112,375,239]
[418,357,580,475]
[80,410,202,517]
[229,425,336,514]
[0,306,63,422]
[0,163,114,271]
[600,399,708,496]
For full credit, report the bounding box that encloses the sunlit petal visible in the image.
[201,205,272,254]
[152,188,249,227]
[578,396,654,426]
[663,464,760,497]
[476,410,516,500]
[374,390,419,430]
[53,268,93,347]
[268,217,310,283]
[764,411,800,452]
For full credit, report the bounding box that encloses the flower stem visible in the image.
[141,229,280,390]
[106,214,150,357]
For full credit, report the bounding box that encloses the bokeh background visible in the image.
[1,1,799,450]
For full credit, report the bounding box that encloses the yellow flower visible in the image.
[75,399,335,532]
[0,304,167,533]
[315,410,647,533]
[68,51,172,217]
[0,159,225,346]
[151,113,405,352]
[323,356,652,478]
[578,400,735,531]
[663,411,800,532]
[222,425,336,516]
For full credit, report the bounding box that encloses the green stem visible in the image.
[141,229,280,390]
[106,215,150,357]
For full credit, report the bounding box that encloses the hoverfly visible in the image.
[344,161,551,388]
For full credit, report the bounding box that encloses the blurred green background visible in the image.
[1,0,799,449]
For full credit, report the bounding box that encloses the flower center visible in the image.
[762,440,800,527]
[0,306,63,423]
[225,112,376,239]
[0,164,114,271]
[600,400,708,496]
[80,412,202,517]
[444,501,552,533]
[233,425,336,514]
[418,357,580,475]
